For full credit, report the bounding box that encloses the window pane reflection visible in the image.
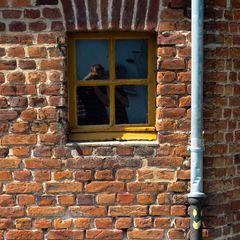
[76,40,109,80]
[115,85,148,124]
[77,86,109,125]
[115,40,148,79]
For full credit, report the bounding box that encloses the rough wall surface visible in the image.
[0,0,238,239]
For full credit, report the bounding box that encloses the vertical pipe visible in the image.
[188,0,206,239]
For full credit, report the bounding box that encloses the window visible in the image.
[68,32,156,141]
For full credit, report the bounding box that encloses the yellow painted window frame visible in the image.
[68,31,156,141]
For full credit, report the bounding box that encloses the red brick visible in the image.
[0,60,16,70]
[28,72,46,83]
[117,194,135,204]
[46,182,83,193]
[70,206,107,217]
[58,195,75,206]
[0,219,13,229]
[42,8,61,19]
[8,122,24,134]
[95,170,113,180]
[86,230,122,240]
[0,171,12,181]
[154,218,171,228]
[77,194,94,205]
[157,193,170,205]
[0,158,21,169]
[0,207,24,217]
[115,218,132,229]
[150,205,170,216]
[2,10,21,18]
[53,218,72,229]
[36,195,56,206]
[19,60,36,70]
[128,230,164,239]
[158,84,185,95]
[15,218,31,229]
[167,182,186,192]
[134,218,152,228]
[74,218,91,229]
[24,9,40,18]
[17,195,35,205]
[97,194,115,204]
[34,219,52,229]
[158,33,186,45]
[9,97,28,108]
[168,229,185,239]
[116,169,135,180]
[86,181,124,193]
[34,170,51,182]
[28,47,47,58]
[137,194,154,204]
[6,230,43,240]
[20,108,37,121]
[24,158,61,169]
[13,170,32,181]
[127,182,164,192]
[0,110,17,121]
[27,207,64,217]
[171,205,187,216]
[9,21,26,32]
[12,0,31,7]
[6,182,42,193]
[48,230,83,240]
[0,195,14,206]
[40,60,63,70]
[95,218,112,229]
[29,21,47,31]
[109,206,147,217]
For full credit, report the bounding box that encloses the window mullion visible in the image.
[109,38,115,126]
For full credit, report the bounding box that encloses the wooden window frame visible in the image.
[68,31,156,141]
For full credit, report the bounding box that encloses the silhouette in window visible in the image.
[77,64,109,125]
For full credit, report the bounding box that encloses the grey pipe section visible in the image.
[188,0,206,239]
[189,0,205,199]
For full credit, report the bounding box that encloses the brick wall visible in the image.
[0,0,239,239]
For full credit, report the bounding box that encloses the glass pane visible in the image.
[77,86,109,125]
[76,40,109,80]
[115,85,148,124]
[115,40,148,79]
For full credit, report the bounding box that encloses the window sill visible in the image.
[66,140,159,147]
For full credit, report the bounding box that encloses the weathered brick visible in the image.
[34,219,52,229]
[86,181,124,193]
[46,182,83,193]
[48,230,83,240]
[74,218,91,229]
[128,230,164,239]
[24,158,61,169]
[86,230,122,240]
[70,206,107,217]
[15,218,32,229]
[0,195,14,206]
[109,206,147,217]
[94,218,112,229]
[127,182,164,192]
[6,182,42,193]
[2,134,37,145]
[0,60,16,70]
[115,218,132,229]
[150,205,170,216]
[27,207,64,217]
[0,207,24,217]
[6,230,43,240]
[53,218,72,229]
[0,158,21,169]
